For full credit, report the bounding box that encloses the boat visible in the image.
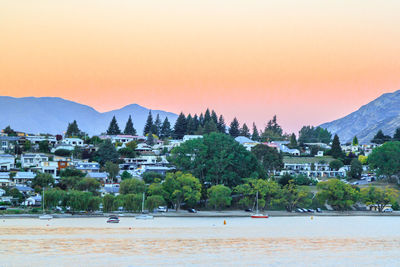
[107,216,120,223]
[39,188,53,220]
[136,192,154,220]
[251,191,269,219]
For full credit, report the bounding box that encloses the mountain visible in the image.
[320,90,400,144]
[0,96,178,136]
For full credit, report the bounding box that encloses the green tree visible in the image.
[123,115,137,135]
[142,172,164,184]
[145,195,166,211]
[66,120,81,137]
[76,178,100,195]
[143,111,154,135]
[162,172,201,210]
[203,120,218,134]
[146,131,155,146]
[104,161,119,182]
[217,115,226,133]
[106,116,121,135]
[160,117,172,138]
[229,117,240,137]
[251,123,260,141]
[54,149,72,157]
[44,188,66,209]
[103,194,115,212]
[329,159,344,171]
[371,130,392,144]
[60,168,85,178]
[251,144,283,174]
[240,123,250,138]
[317,179,360,210]
[207,185,232,210]
[277,180,312,212]
[330,134,343,159]
[38,140,50,153]
[348,159,363,179]
[32,173,54,188]
[23,140,32,152]
[173,112,187,139]
[121,171,133,180]
[95,139,119,165]
[260,115,284,141]
[64,190,93,212]
[298,126,332,144]
[3,125,17,136]
[120,179,146,195]
[87,196,101,211]
[123,193,142,212]
[352,136,359,146]
[153,114,162,136]
[368,141,400,182]
[393,128,400,141]
[278,173,293,186]
[361,186,399,212]
[288,133,298,148]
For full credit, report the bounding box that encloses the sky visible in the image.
[1,0,400,134]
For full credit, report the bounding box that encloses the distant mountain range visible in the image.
[0,96,178,136]
[320,90,400,144]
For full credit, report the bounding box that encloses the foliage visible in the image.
[160,117,172,138]
[294,174,317,186]
[358,155,368,165]
[120,178,146,195]
[169,132,260,187]
[146,131,155,145]
[240,123,250,138]
[66,120,81,137]
[278,173,293,186]
[104,161,119,181]
[54,149,72,156]
[298,126,332,144]
[217,115,226,133]
[348,159,363,179]
[60,169,85,178]
[103,194,115,212]
[251,144,283,174]
[64,190,94,212]
[76,178,100,195]
[330,134,344,159]
[123,115,137,135]
[3,125,17,136]
[207,185,232,210]
[38,140,50,153]
[142,172,164,184]
[352,136,359,146]
[153,114,162,136]
[393,128,400,141]
[95,139,119,165]
[106,116,121,135]
[162,172,201,210]
[329,159,344,171]
[123,194,142,212]
[228,117,240,137]
[371,130,392,144]
[173,112,187,139]
[260,115,284,141]
[276,181,312,212]
[32,173,54,188]
[316,179,360,210]
[59,176,84,190]
[369,142,400,181]
[288,133,298,148]
[121,171,133,180]
[361,186,399,212]
[145,195,166,211]
[251,123,260,141]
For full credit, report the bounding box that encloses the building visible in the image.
[21,153,49,168]
[40,161,59,177]
[75,162,101,173]
[86,172,109,183]
[0,154,15,171]
[13,172,36,185]
[0,136,21,152]
[62,138,84,147]
[281,156,346,178]
[25,135,57,146]
[183,135,203,142]
[235,136,259,151]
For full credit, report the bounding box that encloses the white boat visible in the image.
[136,192,154,220]
[107,216,120,223]
[39,188,53,220]
[251,192,268,219]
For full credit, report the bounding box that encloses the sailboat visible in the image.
[251,191,269,219]
[39,188,53,220]
[136,192,154,220]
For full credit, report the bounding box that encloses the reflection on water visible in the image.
[1,217,399,266]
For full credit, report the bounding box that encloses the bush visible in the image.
[54,149,72,156]
[142,172,164,184]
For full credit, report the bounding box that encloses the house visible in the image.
[86,172,108,183]
[25,135,57,146]
[21,153,49,168]
[40,161,59,177]
[0,136,21,152]
[0,178,12,187]
[183,135,203,142]
[23,194,42,206]
[14,172,36,185]
[101,183,120,196]
[141,165,174,176]
[0,154,15,171]
[99,135,146,144]
[51,144,75,153]
[0,188,5,196]
[62,138,84,147]
[13,185,34,194]
[75,161,100,173]
[235,136,259,151]
[281,156,346,178]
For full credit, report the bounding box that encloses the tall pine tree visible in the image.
[186,114,196,134]
[393,128,400,141]
[288,133,298,148]
[204,109,211,124]
[229,117,240,137]
[153,114,162,136]
[66,120,81,137]
[211,110,218,124]
[331,134,343,159]
[251,123,260,141]
[240,123,250,137]
[143,111,154,135]
[123,115,137,135]
[106,116,121,135]
[173,112,187,139]
[217,115,226,133]
[199,113,204,127]
[160,117,172,138]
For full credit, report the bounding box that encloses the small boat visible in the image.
[107,216,120,223]
[136,193,154,220]
[39,188,53,220]
[251,192,269,219]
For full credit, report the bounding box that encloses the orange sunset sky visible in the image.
[1,0,400,133]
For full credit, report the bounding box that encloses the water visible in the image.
[1,216,399,266]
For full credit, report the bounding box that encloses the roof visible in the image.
[0,179,11,183]
[15,172,36,179]
[283,156,335,164]
[0,154,14,158]
[0,136,21,141]
[235,136,256,144]
[22,153,48,158]
[0,172,10,178]
[86,172,108,179]
[14,185,34,192]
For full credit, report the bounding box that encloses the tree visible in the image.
[95,139,119,165]
[393,128,400,141]
[317,179,360,210]
[329,159,344,171]
[368,141,400,182]
[186,114,196,135]
[371,130,391,144]
[54,149,72,157]
[240,123,250,138]
[298,126,332,144]
[217,115,226,133]
[104,161,119,182]
[103,194,115,212]
[361,186,399,212]
[160,117,172,138]
[87,196,101,211]
[330,134,343,159]
[142,172,164,184]
[64,190,93,212]
[251,144,283,174]
[38,140,50,153]
[44,188,66,209]
[260,115,284,141]
[106,116,121,135]
[229,117,240,137]
[3,126,17,136]
[288,133,298,148]
[123,115,137,135]
[121,171,133,180]
[251,123,260,141]
[173,112,187,139]
[60,168,85,178]
[66,120,81,137]
[352,136,359,146]
[120,179,146,195]
[152,114,162,136]
[169,133,260,187]
[145,195,165,211]
[278,173,293,186]
[162,172,201,210]
[204,109,211,124]
[207,185,232,210]
[348,159,363,179]
[143,111,154,135]
[32,173,54,188]
[276,181,312,212]
[203,120,218,134]
[146,131,155,146]
[124,194,142,212]
[76,178,101,195]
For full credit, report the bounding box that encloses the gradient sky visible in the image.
[1,0,400,134]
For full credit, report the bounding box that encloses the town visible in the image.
[0,109,399,216]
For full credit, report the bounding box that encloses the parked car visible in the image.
[188,208,197,213]
[244,208,253,212]
[156,206,167,212]
[302,208,308,212]
[316,208,322,213]
[0,206,7,210]
[296,208,304,213]
[383,208,393,213]
[307,209,315,213]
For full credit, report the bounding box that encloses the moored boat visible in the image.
[251,192,269,219]
[107,216,120,223]
[136,193,154,220]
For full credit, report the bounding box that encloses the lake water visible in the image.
[1,216,399,266]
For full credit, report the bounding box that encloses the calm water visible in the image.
[0,216,399,266]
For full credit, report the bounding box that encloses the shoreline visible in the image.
[2,210,399,218]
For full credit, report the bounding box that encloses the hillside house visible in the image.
[13,172,36,185]
[281,157,346,178]
[21,153,49,168]
[0,154,15,171]
[62,138,84,147]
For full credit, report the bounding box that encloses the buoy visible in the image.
[224,220,226,225]
[311,216,314,220]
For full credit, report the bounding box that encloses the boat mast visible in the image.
[142,192,145,213]
[42,187,45,214]
[256,191,259,213]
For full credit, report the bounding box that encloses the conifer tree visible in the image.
[251,123,260,141]
[153,114,162,136]
[173,112,187,139]
[352,136,359,146]
[199,113,204,127]
[66,120,81,137]
[289,133,298,148]
[217,115,226,133]
[106,116,121,135]
[193,114,200,133]
[123,115,137,135]
[160,117,172,138]
[146,131,154,146]
[240,123,250,137]
[331,134,343,159]
[204,120,218,134]
[143,111,154,135]
[211,110,218,124]
[204,109,211,124]
[229,117,240,137]
[393,128,400,141]
[186,114,196,135]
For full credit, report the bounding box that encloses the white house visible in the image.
[0,136,21,152]
[281,157,346,178]
[62,138,84,147]
[14,172,36,185]
[51,144,75,153]
[183,135,203,142]
[75,161,100,173]
[0,154,15,171]
[21,153,49,168]
[40,161,59,177]
[26,135,57,146]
